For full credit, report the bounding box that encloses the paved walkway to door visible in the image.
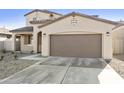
[19,54,46,60]
[0,57,123,84]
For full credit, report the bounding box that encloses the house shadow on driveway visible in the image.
[114,54,124,61]
[61,58,107,84]
[0,57,110,84]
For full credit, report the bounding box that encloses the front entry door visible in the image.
[16,36,21,51]
[37,32,42,53]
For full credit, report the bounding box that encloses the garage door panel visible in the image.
[50,34,102,58]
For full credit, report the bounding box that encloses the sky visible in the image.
[0,9,124,29]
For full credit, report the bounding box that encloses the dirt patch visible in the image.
[0,59,37,79]
[0,51,33,60]
[0,52,38,80]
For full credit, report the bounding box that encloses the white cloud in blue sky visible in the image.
[0,9,124,29]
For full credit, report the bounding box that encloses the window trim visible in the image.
[24,35,32,45]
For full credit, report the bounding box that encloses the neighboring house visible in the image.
[10,9,124,59]
[0,27,11,41]
[0,27,12,50]
[113,24,124,55]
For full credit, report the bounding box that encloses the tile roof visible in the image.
[10,26,33,32]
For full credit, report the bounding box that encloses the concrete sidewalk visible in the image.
[0,57,123,84]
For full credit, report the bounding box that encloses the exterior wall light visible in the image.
[43,33,46,36]
[106,32,110,36]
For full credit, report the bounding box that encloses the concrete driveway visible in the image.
[0,57,123,84]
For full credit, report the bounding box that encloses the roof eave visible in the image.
[24,9,63,16]
[38,12,119,29]
[10,30,33,32]
[10,26,33,32]
[112,24,124,31]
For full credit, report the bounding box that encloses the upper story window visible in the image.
[33,17,37,21]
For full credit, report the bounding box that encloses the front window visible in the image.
[24,35,32,45]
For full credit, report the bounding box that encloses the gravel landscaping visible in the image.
[0,51,38,80]
[109,57,124,79]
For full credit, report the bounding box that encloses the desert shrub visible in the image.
[1,49,6,54]
[14,54,18,60]
[0,55,4,61]
[11,51,15,54]
[30,50,34,54]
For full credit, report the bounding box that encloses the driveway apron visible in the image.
[0,57,123,84]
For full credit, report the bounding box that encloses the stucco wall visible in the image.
[11,32,33,53]
[113,28,124,54]
[20,35,33,53]
[0,41,4,50]
[38,15,115,59]
[0,39,12,51]
[25,12,62,26]
[4,39,12,51]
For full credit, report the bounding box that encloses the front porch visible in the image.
[11,26,42,54]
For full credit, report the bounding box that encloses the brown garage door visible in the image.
[50,34,102,58]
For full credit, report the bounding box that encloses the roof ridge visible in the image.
[112,23,124,30]
[38,12,119,28]
[74,12,119,24]
[24,9,63,16]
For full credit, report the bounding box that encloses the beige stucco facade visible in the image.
[20,35,33,53]
[113,26,124,54]
[11,32,33,53]
[38,15,115,59]
[11,10,62,53]
[11,10,124,59]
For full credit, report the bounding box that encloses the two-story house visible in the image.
[10,9,124,59]
[11,9,62,52]
[0,27,11,41]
